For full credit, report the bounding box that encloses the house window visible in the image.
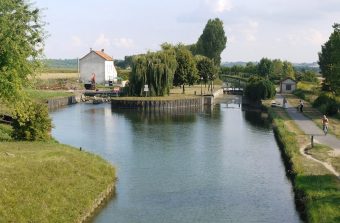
[286,84,291,91]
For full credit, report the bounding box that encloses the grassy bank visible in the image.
[0,140,115,222]
[25,89,74,102]
[268,105,340,223]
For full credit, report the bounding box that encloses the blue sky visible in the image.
[34,0,340,62]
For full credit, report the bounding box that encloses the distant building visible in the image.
[79,49,117,84]
[280,77,296,93]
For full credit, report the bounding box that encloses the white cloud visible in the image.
[205,0,233,13]
[94,34,111,48]
[113,38,135,49]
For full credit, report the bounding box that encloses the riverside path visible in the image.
[276,94,340,151]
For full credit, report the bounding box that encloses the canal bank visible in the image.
[267,105,340,223]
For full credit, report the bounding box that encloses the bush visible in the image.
[245,76,276,101]
[11,101,52,141]
[293,89,306,100]
[313,94,339,116]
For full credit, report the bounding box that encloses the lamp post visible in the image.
[200,76,203,96]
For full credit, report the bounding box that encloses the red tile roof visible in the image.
[94,50,113,61]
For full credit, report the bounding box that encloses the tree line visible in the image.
[128,18,226,96]
[221,59,318,83]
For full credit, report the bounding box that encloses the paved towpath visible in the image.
[276,94,340,151]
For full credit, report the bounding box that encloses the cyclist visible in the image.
[322,115,329,135]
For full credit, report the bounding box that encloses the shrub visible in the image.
[11,101,52,141]
[245,76,276,101]
[313,94,339,116]
[293,89,306,100]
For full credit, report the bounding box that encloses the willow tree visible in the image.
[129,49,177,96]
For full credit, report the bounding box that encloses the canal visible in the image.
[51,95,301,223]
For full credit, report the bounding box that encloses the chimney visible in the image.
[101,49,104,52]
[90,48,92,52]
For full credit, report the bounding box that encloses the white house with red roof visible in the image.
[79,49,117,84]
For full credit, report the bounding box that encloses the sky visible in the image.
[34,0,340,63]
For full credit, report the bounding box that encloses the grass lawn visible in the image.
[25,89,74,102]
[0,140,115,222]
[267,105,340,223]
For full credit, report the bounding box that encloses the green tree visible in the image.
[173,45,198,93]
[196,55,217,88]
[195,18,227,65]
[245,76,276,101]
[271,59,283,80]
[0,0,52,141]
[318,23,340,94]
[0,0,45,101]
[282,61,295,79]
[129,49,177,96]
[257,58,273,79]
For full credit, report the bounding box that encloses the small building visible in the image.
[280,77,296,93]
[79,49,117,84]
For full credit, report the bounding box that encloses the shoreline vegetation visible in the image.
[265,102,340,223]
[0,140,116,222]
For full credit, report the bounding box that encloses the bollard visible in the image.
[311,135,314,148]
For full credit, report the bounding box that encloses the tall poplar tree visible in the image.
[195,18,227,65]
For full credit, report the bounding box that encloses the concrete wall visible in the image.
[80,51,106,84]
[112,98,204,110]
[48,96,77,111]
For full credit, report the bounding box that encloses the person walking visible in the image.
[299,100,304,112]
[322,115,329,135]
[283,97,287,108]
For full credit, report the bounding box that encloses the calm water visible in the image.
[51,95,301,223]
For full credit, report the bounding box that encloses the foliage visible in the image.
[173,45,198,89]
[0,124,12,141]
[0,141,115,222]
[296,70,318,83]
[196,56,217,84]
[129,49,177,96]
[313,93,339,116]
[245,76,276,101]
[117,68,131,81]
[293,89,306,100]
[257,58,273,78]
[0,0,45,101]
[194,18,227,65]
[282,61,295,79]
[318,23,340,95]
[11,100,52,141]
[41,59,77,71]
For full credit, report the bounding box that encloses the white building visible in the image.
[79,49,117,84]
[280,77,296,93]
